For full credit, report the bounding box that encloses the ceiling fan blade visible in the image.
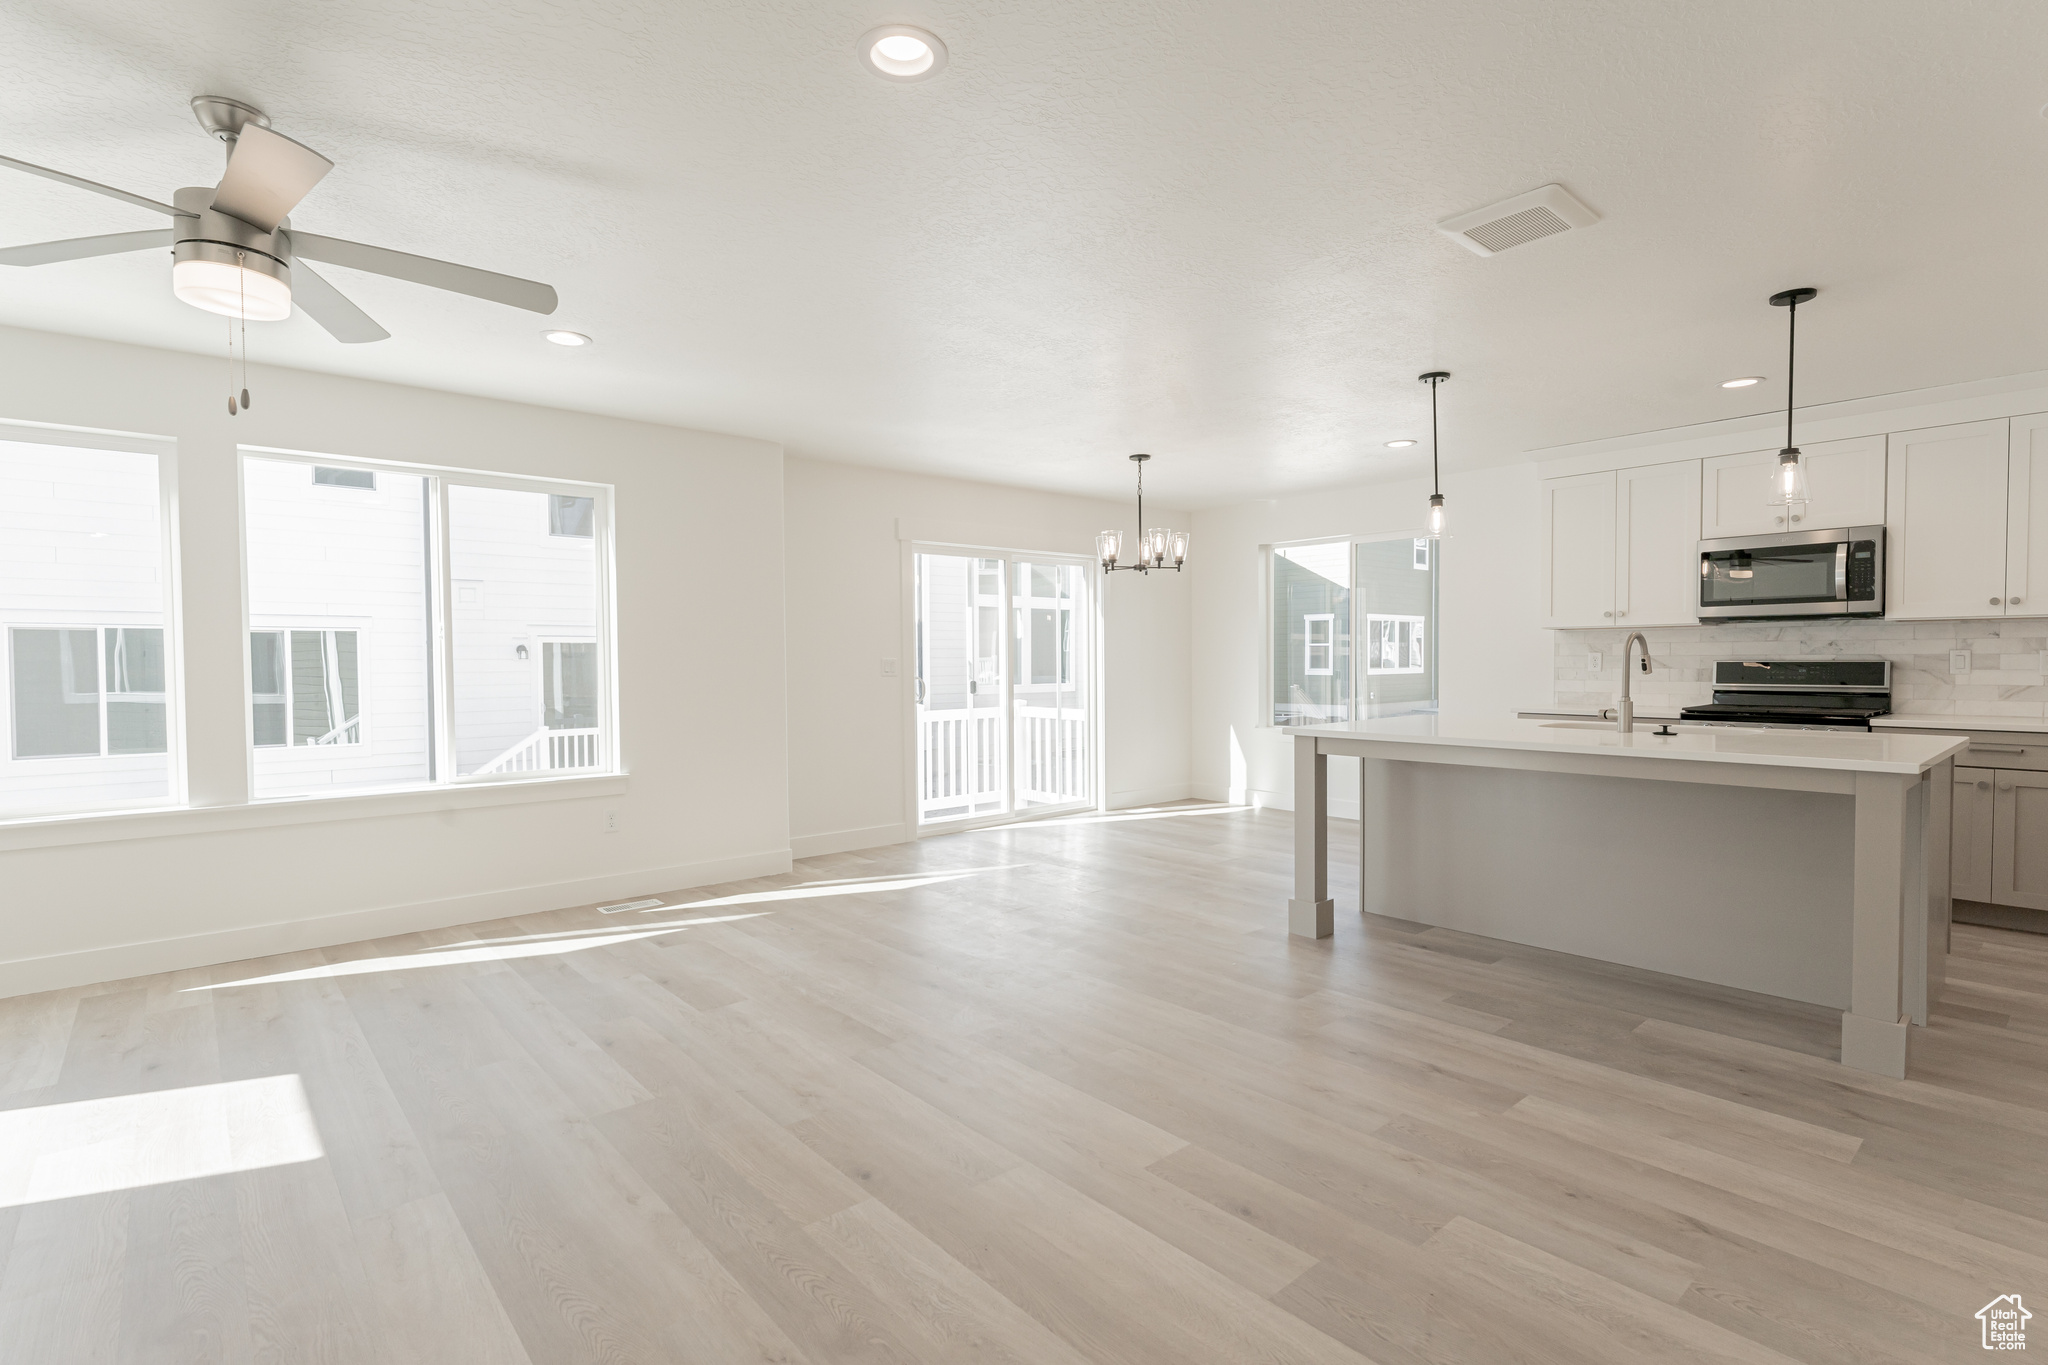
[0,153,186,216]
[210,125,333,232]
[289,260,389,343]
[0,229,173,266]
[288,232,558,314]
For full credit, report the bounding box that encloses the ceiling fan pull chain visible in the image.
[226,309,237,416]
[238,252,251,412]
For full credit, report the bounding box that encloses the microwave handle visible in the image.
[1834,542,1848,601]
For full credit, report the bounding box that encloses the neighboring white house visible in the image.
[1,440,602,817]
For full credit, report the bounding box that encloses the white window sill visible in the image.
[0,771,629,853]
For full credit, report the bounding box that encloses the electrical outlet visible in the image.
[1587,652,1601,672]
[880,658,898,677]
[1950,650,1971,675]
[604,810,620,834]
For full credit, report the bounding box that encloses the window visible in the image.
[1,436,173,817]
[244,454,612,794]
[1270,541,1351,725]
[1365,615,1426,674]
[549,495,594,538]
[250,629,361,746]
[312,466,376,491]
[1303,614,1335,675]
[1269,535,1440,726]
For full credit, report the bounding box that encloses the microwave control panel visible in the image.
[1847,541,1878,601]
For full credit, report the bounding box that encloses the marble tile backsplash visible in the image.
[1553,618,2048,718]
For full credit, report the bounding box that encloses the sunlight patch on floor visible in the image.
[0,1074,323,1208]
[645,865,1018,912]
[186,914,770,990]
[988,804,1251,829]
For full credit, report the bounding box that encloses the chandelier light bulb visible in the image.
[1170,530,1190,566]
[1427,493,1447,537]
[1096,529,1122,567]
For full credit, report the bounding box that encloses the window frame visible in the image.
[6,623,171,761]
[238,445,618,796]
[1302,613,1336,676]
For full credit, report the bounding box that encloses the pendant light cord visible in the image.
[1429,377,1442,497]
[1785,294,1802,454]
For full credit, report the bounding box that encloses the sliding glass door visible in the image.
[914,551,1093,826]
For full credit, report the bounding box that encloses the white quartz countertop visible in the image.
[1525,705,2048,736]
[1286,714,1967,775]
[1871,714,2048,734]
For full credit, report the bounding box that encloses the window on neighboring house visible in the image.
[540,641,598,728]
[1365,615,1426,674]
[250,629,362,746]
[1413,538,1430,570]
[1303,614,1335,674]
[1,435,174,818]
[312,466,376,491]
[549,494,594,537]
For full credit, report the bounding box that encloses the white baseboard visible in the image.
[0,847,794,1001]
[790,822,911,860]
[1108,782,1194,811]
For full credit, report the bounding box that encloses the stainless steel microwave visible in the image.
[1697,525,1885,621]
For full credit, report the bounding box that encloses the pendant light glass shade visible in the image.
[1766,448,1810,509]
[1170,530,1190,566]
[1145,527,1170,567]
[1096,529,1122,568]
[1427,493,1447,537]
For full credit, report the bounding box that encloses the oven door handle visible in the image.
[1834,542,1849,600]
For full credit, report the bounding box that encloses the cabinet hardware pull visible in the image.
[1602,610,1612,617]
[1973,744,2027,753]
[1977,780,1992,790]
[1991,597,2003,606]
[2013,597,2024,605]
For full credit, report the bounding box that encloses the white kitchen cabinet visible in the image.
[2004,413,2048,617]
[1542,470,1616,628]
[1951,766,1995,903]
[1886,419,2011,620]
[1614,461,1702,627]
[1991,769,2048,911]
[1700,435,1887,539]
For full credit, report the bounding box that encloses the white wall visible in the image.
[1189,463,1550,814]
[0,324,790,997]
[782,456,1192,856]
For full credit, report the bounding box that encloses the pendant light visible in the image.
[1097,454,1188,574]
[1420,371,1450,536]
[1765,287,1817,518]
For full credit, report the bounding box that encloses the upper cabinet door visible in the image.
[1614,460,1701,627]
[2005,414,2048,617]
[1886,420,2011,620]
[1700,435,1886,538]
[1542,471,1616,628]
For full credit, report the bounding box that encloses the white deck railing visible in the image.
[474,726,601,775]
[309,716,360,746]
[1016,710,1087,806]
[918,707,1088,815]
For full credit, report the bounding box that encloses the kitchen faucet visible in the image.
[1617,632,1652,733]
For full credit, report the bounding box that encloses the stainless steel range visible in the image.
[1678,658,1891,731]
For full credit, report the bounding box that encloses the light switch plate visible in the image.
[880,658,898,676]
[1950,650,1971,674]
[1587,652,1601,672]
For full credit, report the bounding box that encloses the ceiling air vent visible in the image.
[1437,184,1599,257]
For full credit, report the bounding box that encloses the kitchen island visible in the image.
[1283,715,1968,1077]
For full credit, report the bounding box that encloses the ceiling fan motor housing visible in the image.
[169,186,291,287]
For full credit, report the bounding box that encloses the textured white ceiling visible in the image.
[2,1,2046,505]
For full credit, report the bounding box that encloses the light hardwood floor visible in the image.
[2,801,2044,1363]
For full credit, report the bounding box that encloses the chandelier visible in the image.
[1096,454,1188,574]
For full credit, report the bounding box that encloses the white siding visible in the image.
[0,440,169,814]
[448,484,598,773]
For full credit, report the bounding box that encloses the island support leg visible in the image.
[1290,735,1333,938]
[1842,771,1922,1078]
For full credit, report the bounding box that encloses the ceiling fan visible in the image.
[0,95,558,343]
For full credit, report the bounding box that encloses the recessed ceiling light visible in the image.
[1721,376,1762,388]
[1385,439,1417,448]
[543,330,591,347]
[858,25,948,81]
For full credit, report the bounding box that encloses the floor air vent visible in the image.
[599,897,665,914]
[1437,184,1598,257]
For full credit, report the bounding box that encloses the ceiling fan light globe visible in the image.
[171,257,291,321]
